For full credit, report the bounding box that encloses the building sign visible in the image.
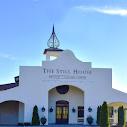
[42,68,92,80]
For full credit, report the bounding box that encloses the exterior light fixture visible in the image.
[88,107,92,112]
[42,106,45,112]
[49,107,53,112]
[72,107,76,113]
[14,76,19,84]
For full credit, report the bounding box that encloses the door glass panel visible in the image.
[63,107,68,119]
[78,106,84,118]
[56,107,62,119]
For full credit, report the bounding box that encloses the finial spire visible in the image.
[52,24,55,34]
[47,25,60,48]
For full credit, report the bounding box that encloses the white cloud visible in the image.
[76,5,127,16]
[0,53,16,60]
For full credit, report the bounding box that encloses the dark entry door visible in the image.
[56,100,69,124]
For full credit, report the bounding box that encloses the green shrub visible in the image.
[96,105,101,125]
[118,106,125,127]
[32,105,40,125]
[100,101,110,127]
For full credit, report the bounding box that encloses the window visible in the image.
[78,106,84,118]
[78,106,84,123]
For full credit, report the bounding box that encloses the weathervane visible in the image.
[47,25,60,48]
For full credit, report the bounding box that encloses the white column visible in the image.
[24,103,33,123]
[84,94,87,125]
[84,93,92,125]
[39,91,48,125]
[18,102,24,123]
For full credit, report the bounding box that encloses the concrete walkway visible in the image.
[0,125,99,127]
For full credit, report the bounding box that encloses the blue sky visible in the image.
[0,0,127,92]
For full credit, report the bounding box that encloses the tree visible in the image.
[100,101,110,127]
[118,106,125,127]
[96,105,101,125]
[32,105,40,125]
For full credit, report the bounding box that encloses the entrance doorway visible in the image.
[56,100,69,124]
[0,101,24,125]
[48,85,84,124]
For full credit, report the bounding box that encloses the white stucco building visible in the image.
[0,26,127,125]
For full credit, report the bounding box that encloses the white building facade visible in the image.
[0,27,127,125]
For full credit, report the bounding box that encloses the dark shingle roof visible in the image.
[0,83,19,91]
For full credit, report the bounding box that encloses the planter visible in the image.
[41,117,47,125]
[87,115,93,125]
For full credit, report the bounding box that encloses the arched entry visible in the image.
[0,100,24,125]
[48,85,84,124]
[56,100,69,124]
[108,102,127,125]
